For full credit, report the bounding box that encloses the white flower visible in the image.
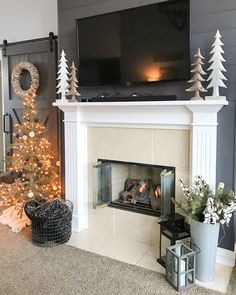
[217,182,225,192]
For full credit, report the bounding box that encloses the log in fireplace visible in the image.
[93,159,175,217]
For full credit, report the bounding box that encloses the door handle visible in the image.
[3,113,11,134]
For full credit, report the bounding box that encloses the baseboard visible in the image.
[216,247,235,267]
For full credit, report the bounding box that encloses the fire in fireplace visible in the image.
[93,159,175,217]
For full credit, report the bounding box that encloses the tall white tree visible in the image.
[56,50,69,100]
[186,48,207,100]
[206,30,227,98]
[67,62,81,102]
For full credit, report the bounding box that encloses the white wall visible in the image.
[0,0,58,43]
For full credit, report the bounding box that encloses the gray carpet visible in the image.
[0,225,230,295]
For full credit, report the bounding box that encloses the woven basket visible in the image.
[24,199,73,247]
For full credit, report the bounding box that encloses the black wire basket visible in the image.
[24,198,73,247]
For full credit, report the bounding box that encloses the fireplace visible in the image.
[93,159,175,217]
[53,99,227,232]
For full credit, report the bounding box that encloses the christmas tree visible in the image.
[206,30,227,99]
[0,91,61,207]
[67,62,81,102]
[186,48,207,100]
[56,50,69,100]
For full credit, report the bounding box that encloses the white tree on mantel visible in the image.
[186,48,207,100]
[206,30,227,100]
[56,50,69,101]
[67,62,81,102]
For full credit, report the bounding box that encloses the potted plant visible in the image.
[173,176,236,282]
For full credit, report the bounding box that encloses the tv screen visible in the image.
[76,0,190,86]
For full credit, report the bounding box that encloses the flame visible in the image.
[139,183,146,193]
[146,66,162,82]
[155,186,161,198]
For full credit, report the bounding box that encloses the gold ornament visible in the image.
[56,161,60,167]
[29,131,35,138]
[27,192,34,198]
[11,61,39,98]
[22,135,28,140]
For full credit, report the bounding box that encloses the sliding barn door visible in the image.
[1,35,60,159]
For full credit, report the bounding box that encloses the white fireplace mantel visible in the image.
[53,99,228,232]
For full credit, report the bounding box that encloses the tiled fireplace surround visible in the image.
[54,99,228,235]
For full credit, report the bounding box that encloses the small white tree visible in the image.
[56,50,69,100]
[186,48,207,100]
[206,30,227,99]
[67,62,81,102]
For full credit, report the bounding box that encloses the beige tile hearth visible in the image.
[136,246,165,274]
[67,207,233,294]
[96,237,150,265]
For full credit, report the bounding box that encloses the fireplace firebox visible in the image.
[93,159,175,217]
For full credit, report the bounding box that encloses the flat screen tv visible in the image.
[76,0,190,86]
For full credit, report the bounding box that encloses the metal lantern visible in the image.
[166,243,196,292]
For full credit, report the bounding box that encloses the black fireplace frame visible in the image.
[94,158,176,218]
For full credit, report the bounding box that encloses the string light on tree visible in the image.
[0,91,61,208]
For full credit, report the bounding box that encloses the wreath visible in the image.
[11,61,39,97]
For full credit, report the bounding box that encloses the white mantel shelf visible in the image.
[53,99,228,129]
[53,99,228,232]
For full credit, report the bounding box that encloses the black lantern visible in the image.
[166,243,196,291]
[157,213,190,267]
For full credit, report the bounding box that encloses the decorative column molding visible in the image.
[60,106,88,232]
[186,102,227,191]
[53,99,228,232]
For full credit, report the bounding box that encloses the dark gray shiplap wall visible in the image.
[57,0,236,251]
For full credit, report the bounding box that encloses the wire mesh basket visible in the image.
[24,198,73,247]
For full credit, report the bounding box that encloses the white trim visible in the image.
[216,247,235,267]
[53,99,228,232]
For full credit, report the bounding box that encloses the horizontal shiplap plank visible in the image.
[190,28,236,50]
[58,0,164,23]
[190,46,236,67]
[191,0,236,16]
[59,0,165,12]
[58,0,110,11]
[217,100,236,186]
[191,9,236,34]
[59,35,77,50]
[58,21,76,38]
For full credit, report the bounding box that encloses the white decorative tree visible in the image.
[186,48,207,100]
[206,30,227,100]
[56,50,69,101]
[67,62,81,102]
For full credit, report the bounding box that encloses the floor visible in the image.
[67,207,233,294]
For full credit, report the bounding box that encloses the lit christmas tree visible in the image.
[186,48,207,100]
[206,30,227,99]
[0,91,61,207]
[56,50,69,100]
[67,62,81,102]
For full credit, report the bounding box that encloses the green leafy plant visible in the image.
[173,176,236,225]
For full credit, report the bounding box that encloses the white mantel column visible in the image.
[63,110,88,232]
[187,104,225,191]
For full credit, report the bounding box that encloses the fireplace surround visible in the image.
[53,99,228,232]
[93,158,175,217]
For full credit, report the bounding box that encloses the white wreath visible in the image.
[11,61,39,97]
